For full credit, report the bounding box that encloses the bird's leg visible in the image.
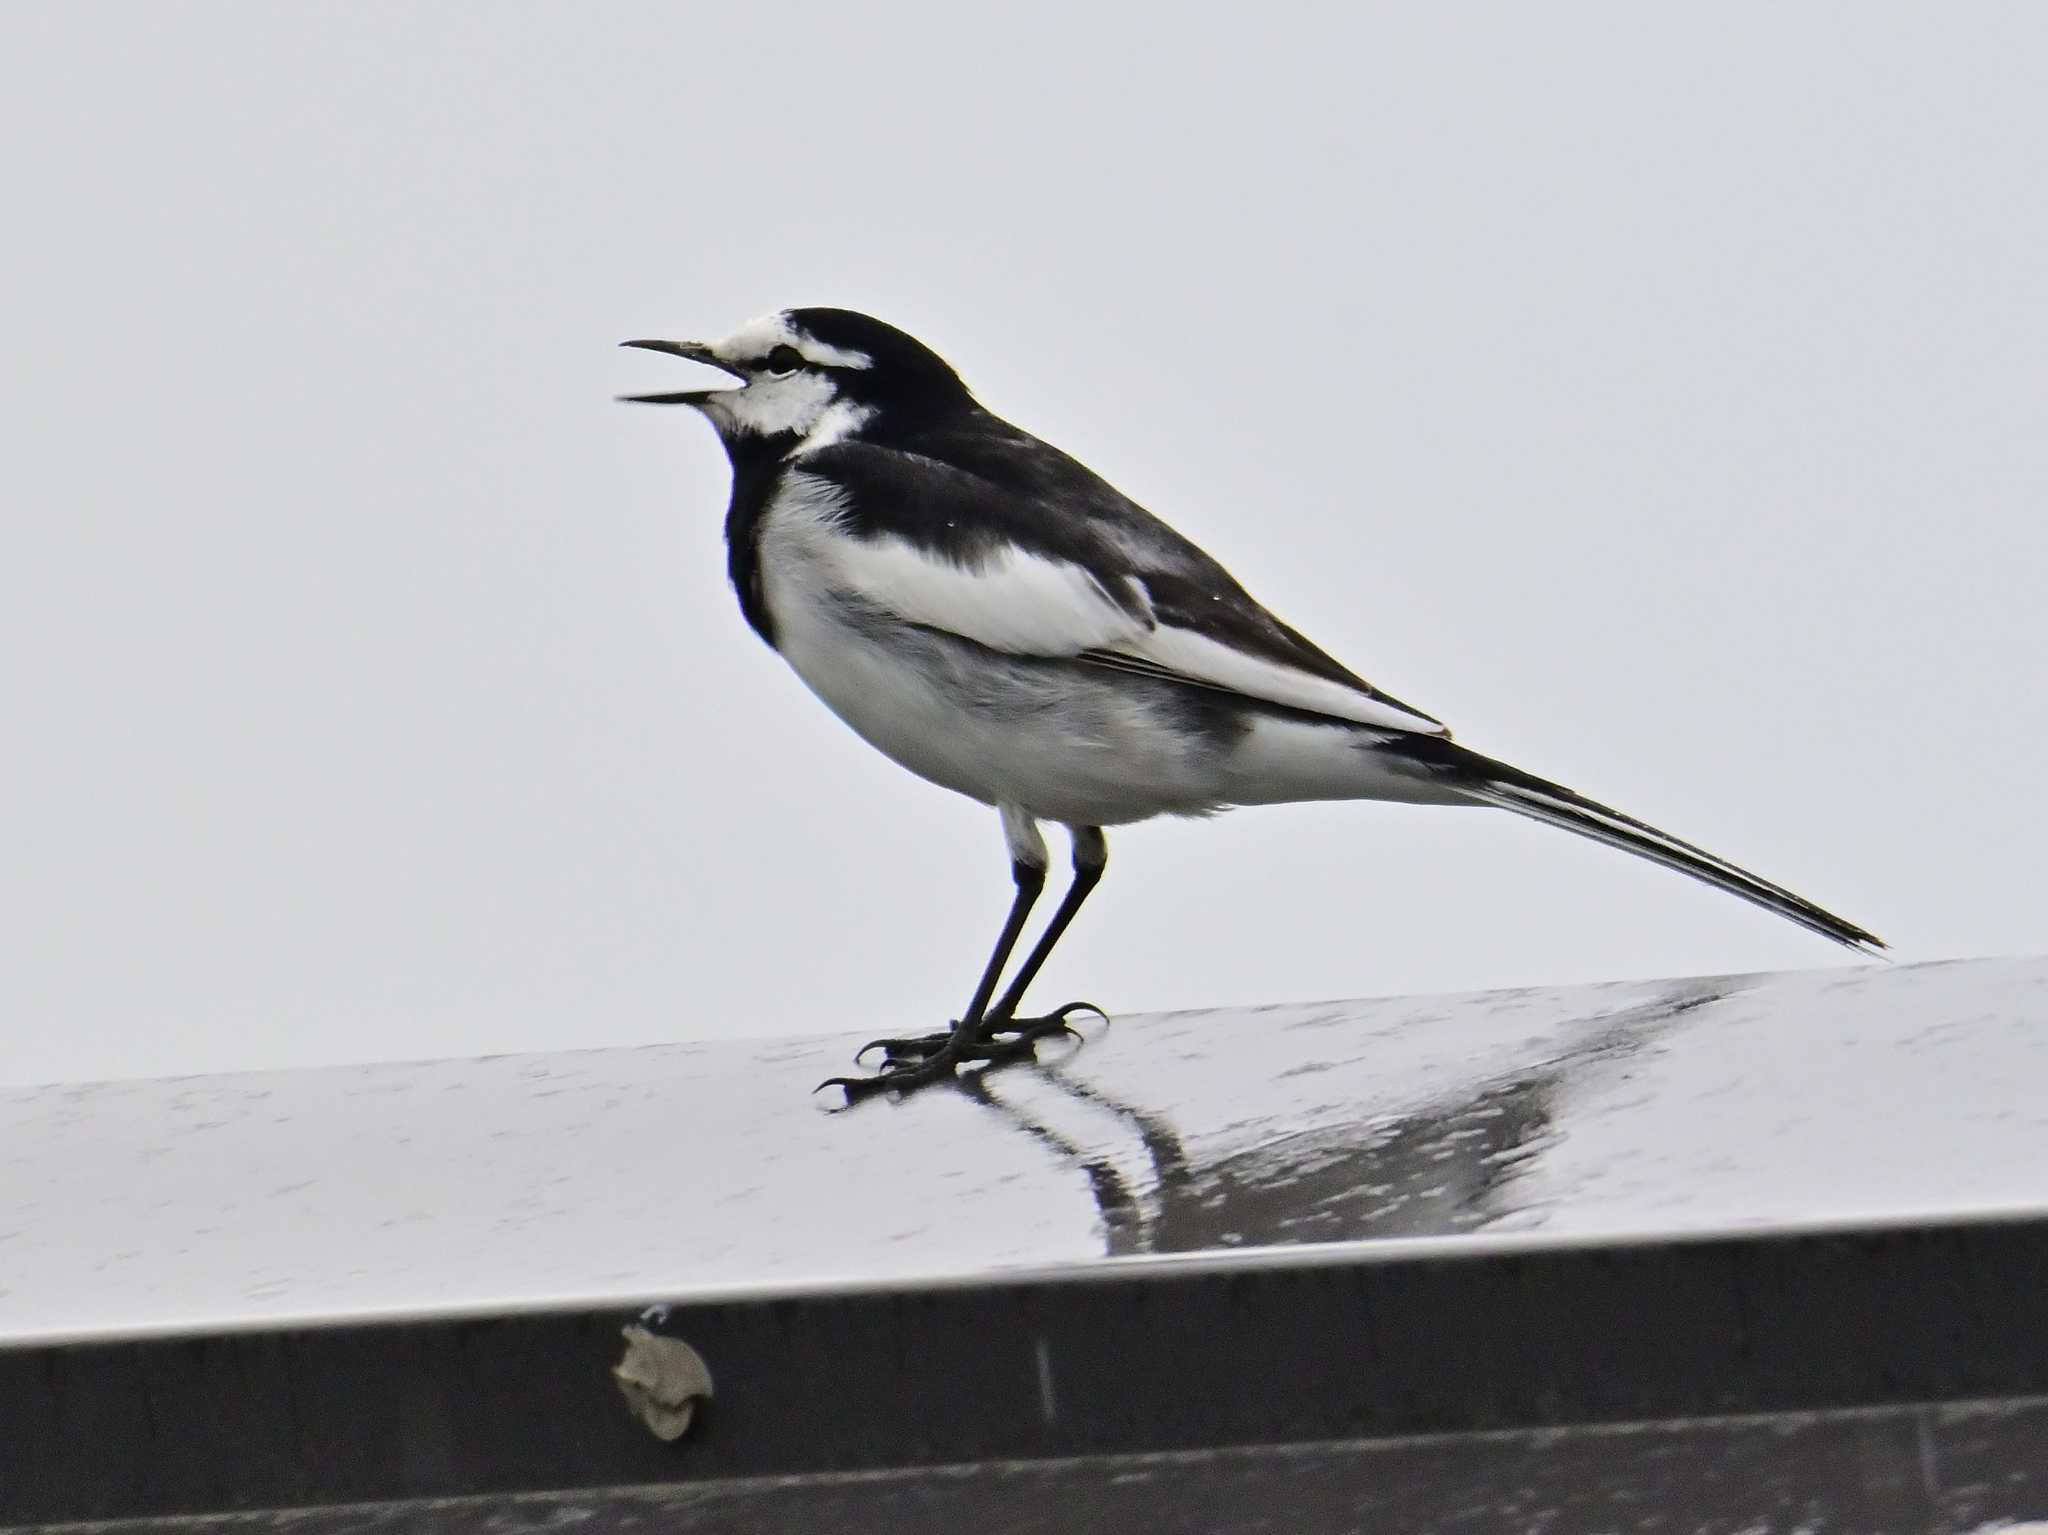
[822,840,1047,1103]
[855,828,1109,1068]
[982,826,1109,1045]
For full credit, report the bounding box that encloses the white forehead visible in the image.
[712,311,873,370]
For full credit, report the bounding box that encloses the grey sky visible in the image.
[4,4,2043,1087]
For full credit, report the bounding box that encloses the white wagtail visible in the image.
[622,308,1882,1101]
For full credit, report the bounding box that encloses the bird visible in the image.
[620,307,1883,1102]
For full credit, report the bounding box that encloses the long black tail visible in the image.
[1391,737,1885,955]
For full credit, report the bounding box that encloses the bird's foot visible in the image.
[822,1003,1106,1105]
[852,1002,1106,1069]
[817,1039,1013,1105]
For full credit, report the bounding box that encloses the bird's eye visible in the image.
[763,344,804,376]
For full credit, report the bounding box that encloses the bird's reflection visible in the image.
[960,982,1729,1255]
[952,1072,1148,1250]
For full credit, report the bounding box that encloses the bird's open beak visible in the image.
[616,339,746,404]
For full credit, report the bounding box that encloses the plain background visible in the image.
[3,4,2042,1087]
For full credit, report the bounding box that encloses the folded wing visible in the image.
[790,445,1449,738]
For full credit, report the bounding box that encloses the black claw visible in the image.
[854,1031,952,1065]
[988,1002,1107,1046]
[818,1055,963,1105]
[817,1070,917,1103]
[816,1073,896,1105]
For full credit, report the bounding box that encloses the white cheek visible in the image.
[716,373,837,438]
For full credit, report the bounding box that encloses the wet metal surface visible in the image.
[3,956,2046,1340]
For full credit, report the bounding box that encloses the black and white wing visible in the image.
[793,430,1448,738]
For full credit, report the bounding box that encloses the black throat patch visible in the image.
[721,433,800,648]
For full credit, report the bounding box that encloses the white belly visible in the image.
[772,590,1228,825]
